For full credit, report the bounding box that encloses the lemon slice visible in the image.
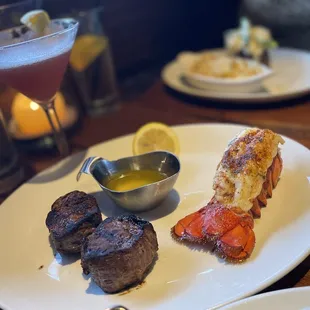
[70,35,108,72]
[20,10,50,34]
[133,122,180,156]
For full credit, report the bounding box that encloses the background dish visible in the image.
[162,48,310,103]
[177,51,272,93]
[0,124,309,310]
[219,287,310,310]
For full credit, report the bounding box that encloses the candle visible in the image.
[12,92,68,136]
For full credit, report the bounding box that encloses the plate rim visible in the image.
[161,47,310,104]
[0,122,309,310]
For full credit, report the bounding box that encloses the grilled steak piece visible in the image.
[46,191,102,254]
[81,214,158,293]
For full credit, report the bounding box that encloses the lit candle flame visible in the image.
[30,101,40,111]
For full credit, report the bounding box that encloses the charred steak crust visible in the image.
[46,191,102,254]
[81,214,158,293]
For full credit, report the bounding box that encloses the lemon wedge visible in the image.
[70,35,108,72]
[20,10,50,34]
[133,122,180,156]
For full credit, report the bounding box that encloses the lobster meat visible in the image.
[172,129,284,262]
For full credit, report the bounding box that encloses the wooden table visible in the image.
[1,80,309,299]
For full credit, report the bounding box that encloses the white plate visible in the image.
[162,48,310,103]
[220,287,310,310]
[0,124,310,310]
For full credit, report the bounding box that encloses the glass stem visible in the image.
[41,99,70,157]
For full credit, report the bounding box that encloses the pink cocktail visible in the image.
[0,19,79,156]
[0,50,71,102]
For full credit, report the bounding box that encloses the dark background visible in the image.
[40,0,240,78]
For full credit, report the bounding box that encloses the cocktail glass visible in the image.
[0,18,79,157]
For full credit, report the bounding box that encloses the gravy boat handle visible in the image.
[76,156,102,181]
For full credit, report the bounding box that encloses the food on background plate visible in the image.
[46,191,102,254]
[189,53,263,79]
[177,51,272,94]
[172,128,285,262]
[224,17,278,66]
[133,122,180,156]
[81,214,158,293]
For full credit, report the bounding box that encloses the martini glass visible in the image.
[0,18,78,157]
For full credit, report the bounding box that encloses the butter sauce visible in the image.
[104,170,167,192]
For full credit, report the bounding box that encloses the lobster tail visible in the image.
[172,129,284,262]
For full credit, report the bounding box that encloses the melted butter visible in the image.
[104,170,167,192]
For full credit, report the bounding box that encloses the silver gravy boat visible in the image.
[76,151,180,212]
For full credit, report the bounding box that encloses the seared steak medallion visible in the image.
[46,191,102,254]
[81,214,158,293]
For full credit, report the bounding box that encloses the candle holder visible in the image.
[7,90,81,154]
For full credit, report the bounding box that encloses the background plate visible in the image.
[162,48,310,103]
[220,287,310,310]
